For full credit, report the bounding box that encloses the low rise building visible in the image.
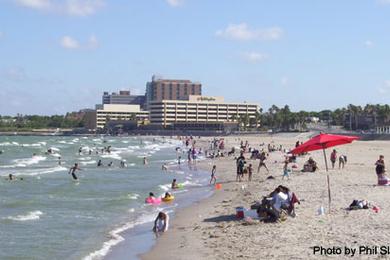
[96,104,149,129]
[149,95,259,127]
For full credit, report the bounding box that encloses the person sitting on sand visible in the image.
[171,179,179,189]
[153,211,169,235]
[303,157,318,172]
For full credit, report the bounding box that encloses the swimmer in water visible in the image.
[162,163,168,172]
[171,179,179,189]
[97,160,103,167]
[68,163,81,180]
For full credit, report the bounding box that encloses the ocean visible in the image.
[0,136,212,260]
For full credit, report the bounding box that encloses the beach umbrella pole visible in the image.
[322,147,331,213]
[322,148,328,172]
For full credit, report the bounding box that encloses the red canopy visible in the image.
[291,133,359,155]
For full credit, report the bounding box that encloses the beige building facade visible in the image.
[149,95,259,127]
[96,104,149,129]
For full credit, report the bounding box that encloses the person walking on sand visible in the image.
[153,212,169,236]
[375,155,386,179]
[339,155,345,169]
[248,163,253,181]
[68,163,81,180]
[257,152,269,174]
[282,160,290,180]
[210,165,217,184]
[330,149,337,169]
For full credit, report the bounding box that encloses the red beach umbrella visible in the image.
[291,133,359,171]
[291,133,359,213]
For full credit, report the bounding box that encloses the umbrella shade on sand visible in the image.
[291,133,359,213]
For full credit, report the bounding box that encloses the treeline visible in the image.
[258,104,390,131]
[0,114,85,130]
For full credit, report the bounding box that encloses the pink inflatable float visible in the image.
[145,197,162,205]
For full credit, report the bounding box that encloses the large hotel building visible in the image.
[149,95,259,127]
[95,76,260,130]
[145,76,202,109]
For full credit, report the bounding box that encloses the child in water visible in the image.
[171,179,179,189]
[153,211,169,236]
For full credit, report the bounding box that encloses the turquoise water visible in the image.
[0,136,210,260]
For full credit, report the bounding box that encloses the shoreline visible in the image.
[141,148,237,260]
[141,134,390,260]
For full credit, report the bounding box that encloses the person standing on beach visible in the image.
[339,155,345,169]
[248,164,253,181]
[282,160,290,180]
[68,163,81,180]
[257,152,269,174]
[143,157,148,165]
[153,212,169,236]
[330,149,337,169]
[375,155,385,179]
[210,165,217,184]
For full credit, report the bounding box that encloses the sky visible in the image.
[1,0,390,115]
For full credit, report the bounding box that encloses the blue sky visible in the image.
[1,0,390,115]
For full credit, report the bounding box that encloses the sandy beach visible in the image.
[142,133,390,260]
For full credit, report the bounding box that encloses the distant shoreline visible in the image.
[1,131,390,141]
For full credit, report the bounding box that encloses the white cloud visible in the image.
[364,40,374,47]
[216,23,283,41]
[60,35,99,50]
[14,0,51,10]
[241,51,267,63]
[166,0,183,7]
[379,80,390,94]
[60,36,80,49]
[13,0,104,16]
[65,0,104,16]
[378,0,390,5]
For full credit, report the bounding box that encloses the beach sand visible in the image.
[142,133,390,259]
